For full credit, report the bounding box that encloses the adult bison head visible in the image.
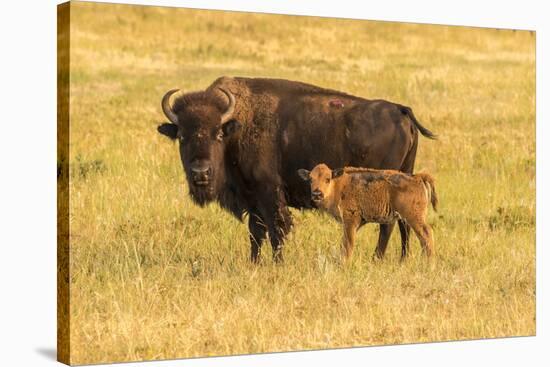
[158,88,241,206]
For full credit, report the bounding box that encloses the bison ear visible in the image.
[157,123,178,140]
[297,169,311,181]
[332,168,345,179]
[222,119,242,137]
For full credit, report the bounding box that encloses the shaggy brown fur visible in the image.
[298,164,438,261]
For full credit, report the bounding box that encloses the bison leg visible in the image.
[398,133,418,260]
[398,219,411,260]
[373,222,395,260]
[258,187,293,263]
[268,205,293,263]
[248,212,267,264]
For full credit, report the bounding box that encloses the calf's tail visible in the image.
[416,173,438,212]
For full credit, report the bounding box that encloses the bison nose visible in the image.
[191,166,212,185]
[311,190,324,201]
[191,166,210,175]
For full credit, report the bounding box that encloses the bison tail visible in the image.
[400,105,437,140]
[416,173,438,212]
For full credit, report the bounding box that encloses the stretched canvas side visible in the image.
[57,1,71,365]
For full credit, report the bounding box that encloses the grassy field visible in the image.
[65,2,535,364]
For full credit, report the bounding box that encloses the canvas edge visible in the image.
[57,1,71,365]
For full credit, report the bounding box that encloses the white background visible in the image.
[0,0,546,366]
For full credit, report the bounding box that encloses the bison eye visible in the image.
[325,178,330,184]
[179,135,185,143]
[216,129,223,142]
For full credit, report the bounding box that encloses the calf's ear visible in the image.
[157,123,178,140]
[297,169,311,181]
[332,168,345,179]
[222,119,242,137]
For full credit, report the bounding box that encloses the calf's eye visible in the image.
[325,178,330,183]
[216,130,223,141]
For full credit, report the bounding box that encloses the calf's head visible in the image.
[157,88,241,206]
[298,164,344,207]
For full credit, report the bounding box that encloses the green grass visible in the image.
[66,2,535,364]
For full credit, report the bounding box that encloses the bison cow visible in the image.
[157,76,436,263]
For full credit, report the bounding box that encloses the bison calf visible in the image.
[298,164,438,261]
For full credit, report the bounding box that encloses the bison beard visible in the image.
[185,165,223,206]
[188,183,216,206]
[158,76,436,263]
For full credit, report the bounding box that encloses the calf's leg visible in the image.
[342,216,361,261]
[409,220,434,257]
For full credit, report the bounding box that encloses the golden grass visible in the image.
[65,2,535,364]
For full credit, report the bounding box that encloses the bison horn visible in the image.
[161,89,181,124]
[219,88,235,124]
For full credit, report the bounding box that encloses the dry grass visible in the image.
[65,2,535,364]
